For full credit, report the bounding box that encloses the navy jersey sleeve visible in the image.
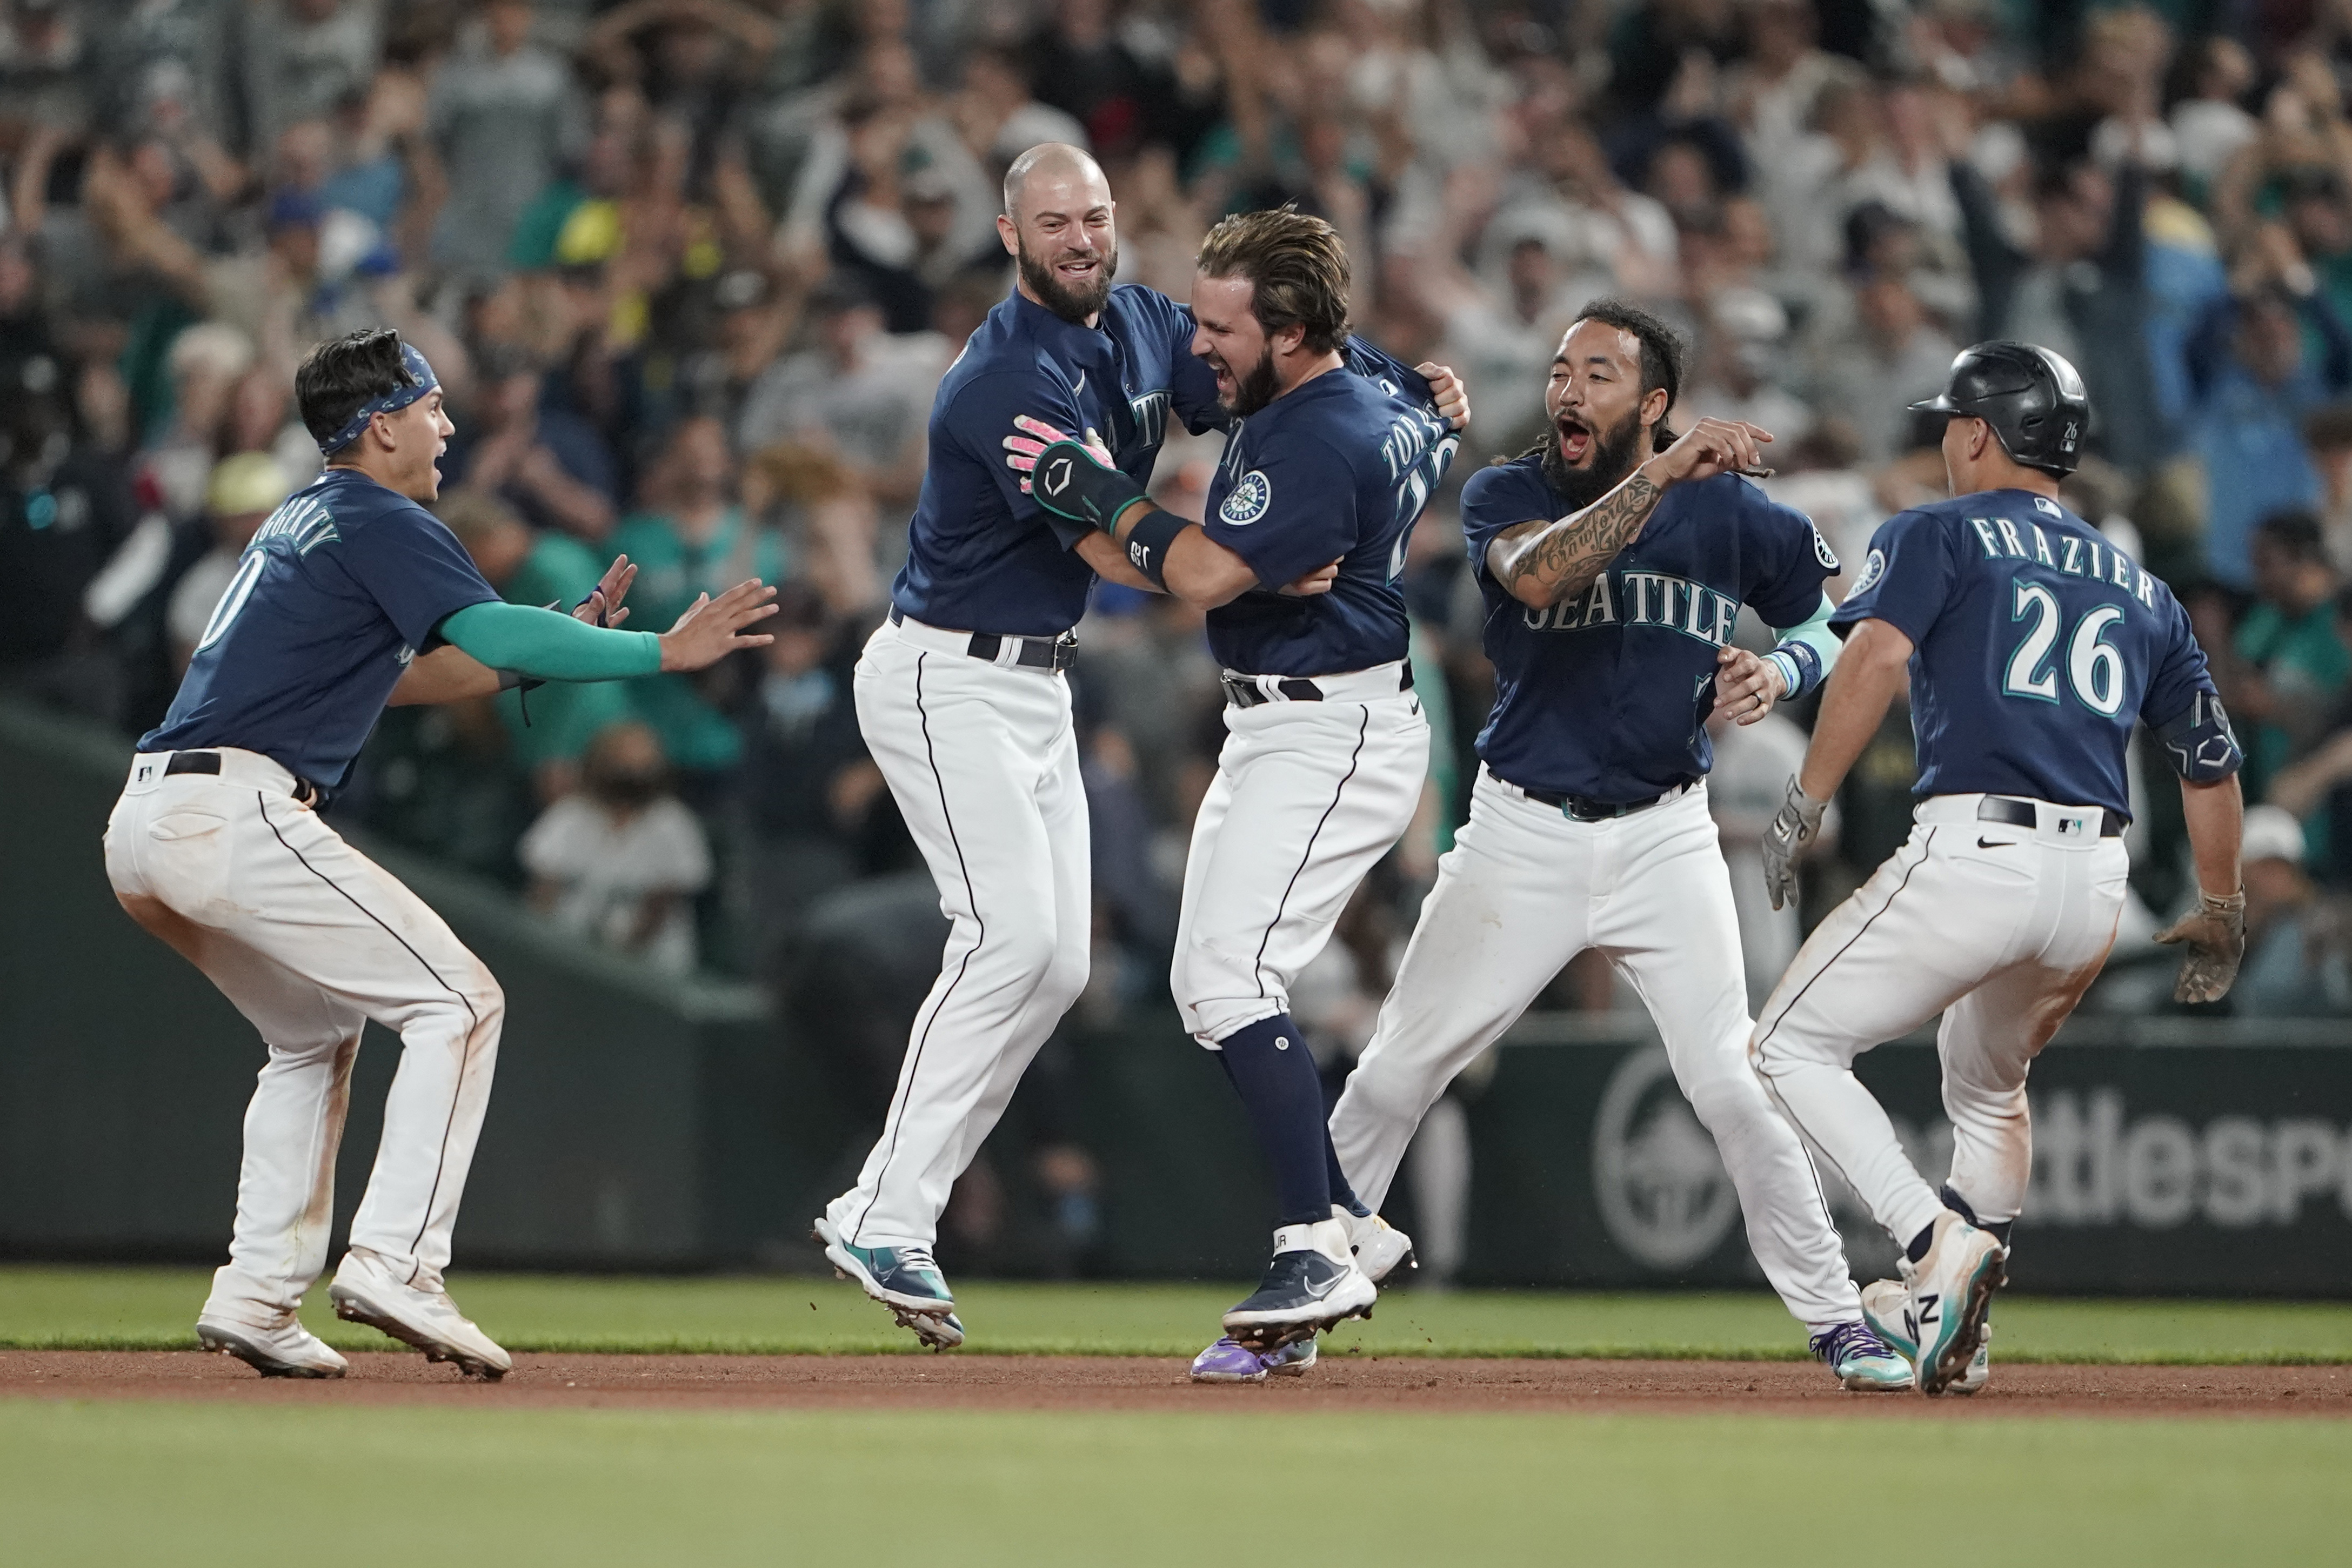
[943,367,1095,551]
[2142,597,2246,780]
[1829,507,1955,643]
[1203,433,1360,587]
[1460,463,1556,584]
[338,504,502,649]
[1747,489,1839,629]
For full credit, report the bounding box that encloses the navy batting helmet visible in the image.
[1907,341,2090,477]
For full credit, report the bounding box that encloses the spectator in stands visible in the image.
[523,720,713,976]
[2188,271,2352,588]
[1807,267,1957,463]
[2233,510,2349,799]
[609,414,782,779]
[733,272,944,510]
[2228,805,2352,1016]
[231,0,382,164]
[441,343,619,541]
[429,0,587,282]
[735,580,879,958]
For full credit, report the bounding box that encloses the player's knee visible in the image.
[1682,1061,1772,1136]
[1038,923,1090,1013]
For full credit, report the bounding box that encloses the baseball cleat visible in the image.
[1862,1276,1989,1395]
[1907,1210,2005,1396]
[813,1216,965,1350]
[1337,1205,1417,1285]
[1187,1335,1321,1384]
[1221,1218,1377,1352]
[328,1249,511,1380]
[1808,1319,1914,1392]
[195,1309,348,1379]
[1190,1336,1270,1383]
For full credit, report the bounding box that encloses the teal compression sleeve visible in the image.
[1765,593,1842,700]
[438,600,663,682]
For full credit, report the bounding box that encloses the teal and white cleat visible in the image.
[1907,1210,2005,1396]
[1809,1319,1914,1392]
[1863,1275,1988,1395]
[814,1216,965,1350]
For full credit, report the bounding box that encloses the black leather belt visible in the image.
[1516,777,1692,822]
[1977,795,2123,836]
[1222,664,1414,709]
[891,606,1074,673]
[166,749,328,808]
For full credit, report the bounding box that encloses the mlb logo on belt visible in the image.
[2057,815,2087,837]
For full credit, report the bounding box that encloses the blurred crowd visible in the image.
[14,0,2352,1264]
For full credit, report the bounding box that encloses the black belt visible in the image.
[1977,795,2123,837]
[1222,664,1414,709]
[1503,768,1692,822]
[891,606,1074,673]
[165,750,329,808]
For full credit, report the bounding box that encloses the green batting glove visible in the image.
[1032,439,1150,533]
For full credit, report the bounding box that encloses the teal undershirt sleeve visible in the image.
[1765,592,1842,700]
[439,600,663,682]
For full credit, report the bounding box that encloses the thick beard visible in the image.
[1017,235,1117,323]
[1539,410,1647,511]
[1222,345,1282,418]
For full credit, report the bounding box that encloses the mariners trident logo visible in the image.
[1219,470,1272,526]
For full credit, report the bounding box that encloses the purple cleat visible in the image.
[1188,1335,1320,1383]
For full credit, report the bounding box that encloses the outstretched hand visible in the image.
[574,554,637,628]
[1651,417,1773,486]
[1004,415,1114,494]
[659,579,778,672]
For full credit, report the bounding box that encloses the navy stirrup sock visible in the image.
[1217,1014,1332,1227]
[1325,1127,1364,1216]
[1941,1183,2014,1247]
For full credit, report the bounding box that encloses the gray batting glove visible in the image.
[2154,889,2247,1003]
[1760,776,1828,912]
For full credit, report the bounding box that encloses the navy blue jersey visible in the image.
[1832,488,2233,816]
[141,469,499,786]
[1461,457,1837,802]
[1200,364,1455,675]
[892,284,1224,637]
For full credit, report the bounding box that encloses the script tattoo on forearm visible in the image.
[1489,469,1666,606]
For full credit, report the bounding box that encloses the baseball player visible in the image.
[814,149,1464,1350]
[1752,342,2246,1395]
[109,328,776,1379]
[1030,207,1464,1377]
[1309,302,1914,1391]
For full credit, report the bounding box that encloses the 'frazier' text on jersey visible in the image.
[141,468,501,786]
[1462,458,1836,803]
[1832,489,2241,816]
[1200,366,1456,676]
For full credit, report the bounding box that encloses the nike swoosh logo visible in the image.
[1976,837,2011,849]
[1302,1271,1341,1300]
[1071,371,1086,397]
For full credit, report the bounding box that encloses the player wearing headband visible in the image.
[109,329,776,1380]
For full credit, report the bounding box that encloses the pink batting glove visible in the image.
[1003,414,1113,492]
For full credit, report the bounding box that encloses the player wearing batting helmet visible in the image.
[1752,341,2246,1395]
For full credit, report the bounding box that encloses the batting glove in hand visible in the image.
[2154,889,2247,1003]
[1003,416,1112,493]
[1030,437,1150,533]
[1760,776,1828,912]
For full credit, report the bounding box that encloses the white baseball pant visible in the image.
[1329,768,1864,1330]
[826,617,1090,1249]
[1172,670,1428,1046]
[103,748,503,1326]
[1751,794,2129,1248]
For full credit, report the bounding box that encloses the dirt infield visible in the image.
[3,1350,2347,1416]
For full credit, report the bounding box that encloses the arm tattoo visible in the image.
[1487,468,1666,606]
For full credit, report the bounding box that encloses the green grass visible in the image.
[6,1265,2352,1362]
[3,1401,2346,1567]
